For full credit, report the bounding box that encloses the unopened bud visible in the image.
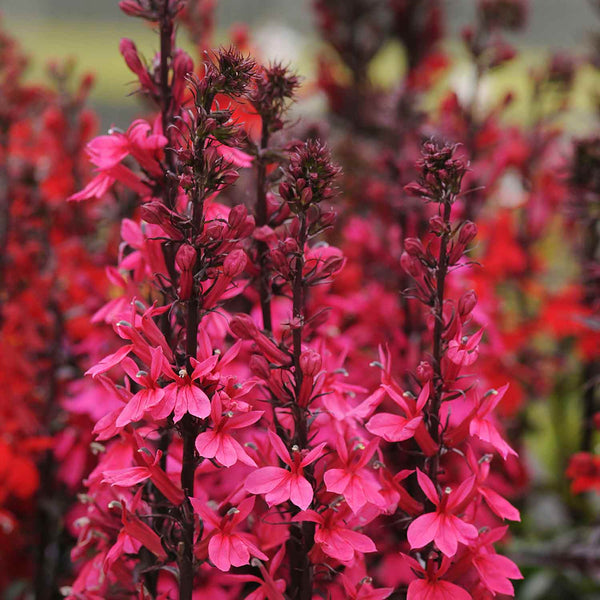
[429,215,445,234]
[400,251,423,278]
[230,314,259,340]
[175,244,197,271]
[458,220,477,245]
[404,237,426,258]
[228,204,248,230]
[300,349,322,377]
[416,361,434,383]
[223,249,247,278]
[458,290,478,317]
[249,354,271,380]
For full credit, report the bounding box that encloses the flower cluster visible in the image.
[2,0,599,598]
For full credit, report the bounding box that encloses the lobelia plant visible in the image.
[63,2,524,600]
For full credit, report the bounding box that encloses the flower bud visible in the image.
[175,244,197,300]
[300,186,313,206]
[228,204,248,230]
[416,361,434,383]
[229,314,259,340]
[119,38,155,91]
[429,215,445,234]
[300,349,322,377]
[175,244,197,272]
[404,237,426,258]
[458,220,477,245]
[282,238,299,254]
[223,249,247,278]
[400,252,423,278]
[458,290,478,317]
[249,354,271,380]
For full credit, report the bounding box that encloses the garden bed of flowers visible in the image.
[0,1,598,599]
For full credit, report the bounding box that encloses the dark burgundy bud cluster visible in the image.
[405,140,468,201]
[401,141,477,309]
[279,139,341,212]
[188,48,256,110]
[249,62,300,135]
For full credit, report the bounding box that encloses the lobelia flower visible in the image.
[226,545,287,600]
[245,430,327,510]
[407,469,478,557]
[366,382,429,443]
[402,553,472,600]
[68,118,165,201]
[338,573,394,600]
[447,328,484,367]
[466,446,520,521]
[105,490,167,570]
[469,527,523,596]
[195,392,263,467]
[191,496,268,572]
[323,437,386,513]
[293,505,377,563]
[469,384,517,460]
[102,442,185,506]
[115,347,170,428]
[151,354,217,422]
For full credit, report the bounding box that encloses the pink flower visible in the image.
[195,392,263,467]
[407,469,478,557]
[152,355,218,422]
[293,506,377,563]
[227,545,287,600]
[323,437,386,513]
[447,328,484,366]
[191,497,267,572]
[115,347,170,427]
[69,118,165,201]
[366,382,429,443]
[470,527,523,595]
[402,553,472,600]
[102,439,185,506]
[466,446,520,521]
[245,430,326,510]
[339,573,394,600]
[469,384,517,460]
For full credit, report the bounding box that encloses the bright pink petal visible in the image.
[209,533,232,571]
[416,469,439,505]
[245,467,288,495]
[480,486,521,521]
[407,512,439,550]
[289,475,313,510]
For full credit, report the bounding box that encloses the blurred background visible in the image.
[2,0,598,129]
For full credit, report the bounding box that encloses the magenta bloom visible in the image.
[293,506,377,563]
[447,328,484,366]
[407,469,478,557]
[469,384,517,459]
[245,430,326,510]
[466,446,520,521]
[115,347,169,427]
[323,437,385,513]
[470,527,523,595]
[191,497,267,572]
[366,382,429,443]
[152,354,217,422]
[403,553,472,600]
[195,393,263,467]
